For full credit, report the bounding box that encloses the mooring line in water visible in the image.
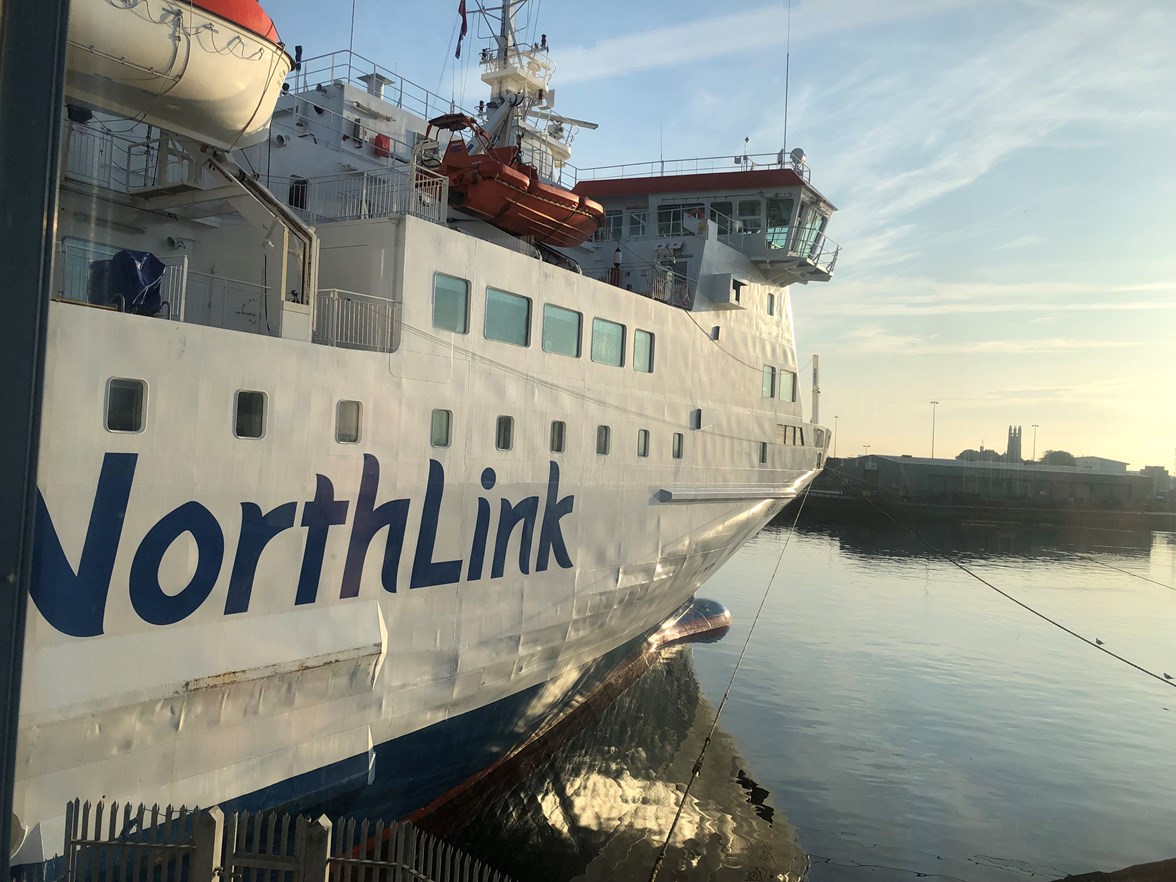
[1064,551,1176,592]
[825,468,1176,691]
[647,488,812,882]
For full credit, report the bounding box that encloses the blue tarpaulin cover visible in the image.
[88,249,166,316]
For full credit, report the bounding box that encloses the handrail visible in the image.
[570,151,812,185]
[314,288,400,353]
[287,50,466,123]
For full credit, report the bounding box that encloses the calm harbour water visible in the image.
[425,519,1176,881]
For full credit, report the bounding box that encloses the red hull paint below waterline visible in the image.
[440,141,604,248]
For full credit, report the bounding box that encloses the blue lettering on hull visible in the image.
[31,455,575,637]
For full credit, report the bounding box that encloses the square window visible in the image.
[762,365,776,398]
[672,432,684,460]
[431,409,452,448]
[759,441,768,464]
[336,400,361,443]
[433,273,469,333]
[550,420,566,453]
[106,377,146,433]
[634,329,654,373]
[496,415,514,450]
[542,304,581,357]
[637,428,650,458]
[591,317,625,366]
[596,424,610,456]
[485,287,531,346]
[235,390,266,439]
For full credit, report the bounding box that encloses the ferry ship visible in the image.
[12,0,839,862]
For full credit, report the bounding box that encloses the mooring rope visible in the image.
[825,468,1176,689]
[648,487,811,882]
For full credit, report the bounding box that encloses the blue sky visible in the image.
[268,0,1176,470]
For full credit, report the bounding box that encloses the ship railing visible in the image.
[570,151,812,185]
[314,288,401,353]
[63,124,198,194]
[296,166,448,226]
[479,42,555,84]
[720,226,842,274]
[589,260,695,310]
[287,50,463,123]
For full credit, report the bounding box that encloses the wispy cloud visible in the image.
[553,1,962,86]
[833,326,1141,355]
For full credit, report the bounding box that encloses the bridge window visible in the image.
[496,415,514,451]
[672,432,684,460]
[432,273,469,334]
[759,441,768,464]
[595,210,623,241]
[336,400,362,443]
[737,199,762,233]
[762,365,776,398]
[657,202,705,236]
[766,196,794,249]
[542,303,581,357]
[431,409,452,448]
[485,287,531,346]
[633,329,654,373]
[105,378,146,433]
[709,200,735,234]
[637,429,650,458]
[591,317,625,366]
[596,424,610,456]
[628,210,647,237]
[550,420,566,453]
[235,390,267,439]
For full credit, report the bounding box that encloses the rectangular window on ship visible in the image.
[634,329,654,373]
[432,273,469,333]
[762,365,776,398]
[591,317,625,366]
[779,369,797,402]
[485,287,531,346]
[542,303,581,357]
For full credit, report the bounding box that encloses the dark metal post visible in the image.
[0,0,72,870]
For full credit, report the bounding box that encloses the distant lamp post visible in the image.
[930,401,939,459]
[1032,424,1039,462]
[863,443,871,456]
[833,415,839,457]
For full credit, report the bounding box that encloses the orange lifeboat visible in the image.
[429,114,604,248]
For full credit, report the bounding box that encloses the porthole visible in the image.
[496,415,514,451]
[431,408,452,448]
[336,400,361,443]
[234,390,266,439]
[105,377,146,433]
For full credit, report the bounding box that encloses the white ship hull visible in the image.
[15,213,823,861]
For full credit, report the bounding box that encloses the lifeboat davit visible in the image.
[65,0,293,150]
[429,115,604,248]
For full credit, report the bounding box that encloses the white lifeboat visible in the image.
[65,0,293,150]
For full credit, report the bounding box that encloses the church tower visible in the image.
[1006,425,1022,463]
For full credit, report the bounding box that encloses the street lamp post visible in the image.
[930,401,939,459]
[833,415,839,457]
[1032,424,1039,462]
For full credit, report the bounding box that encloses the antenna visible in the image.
[782,0,791,151]
[348,0,357,58]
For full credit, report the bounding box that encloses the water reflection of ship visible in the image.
[413,647,809,882]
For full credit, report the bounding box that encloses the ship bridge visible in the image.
[573,152,840,287]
